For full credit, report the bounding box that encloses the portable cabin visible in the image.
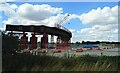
[83,45,93,50]
[92,45,100,50]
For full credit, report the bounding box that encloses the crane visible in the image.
[54,14,70,29]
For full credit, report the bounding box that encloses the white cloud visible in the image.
[43,13,78,27]
[3,0,16,2]
[0,0,7,4]
[81,24,117,34]
[73,6,119,42]
[0,0,17,4]
[1,3,78,27]
[1,3,79,43]
[71,28,118,42]
[42,14,67,27]
[81,27,118,41]
[69,29,76,33]
[79,24,118,42]
[66,5,118,42]
[10,4,18,10]
[0,3,16,18]
[17,3,63,21]
[1,2,78,27]
[2,3,69,27]
[80,28,90,34]
[1,3,119,42]
[0,28,5,31]
[113,29,118,33]
[6,0,15,1]
[79,6,118,25]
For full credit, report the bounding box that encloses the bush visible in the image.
[2,53,119,71]
[2,34,19,55]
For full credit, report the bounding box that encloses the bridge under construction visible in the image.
[6,24,72,51]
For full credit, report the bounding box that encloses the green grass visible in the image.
[2,53,119,71]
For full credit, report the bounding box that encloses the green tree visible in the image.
[2,32,20,55]
[75,41,80,44]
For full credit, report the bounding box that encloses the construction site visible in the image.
[5,14,72,55]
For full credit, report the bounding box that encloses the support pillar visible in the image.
[57,36,61,44]
[41,33,48,49]
[20,32,28,50]
[9,31,13,36]
[56,36,62,50]
[30,33,37,50]
[61,37,70,50]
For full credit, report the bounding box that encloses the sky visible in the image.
[0,0,119,43]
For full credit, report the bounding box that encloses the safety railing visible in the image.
[54,24,71,33]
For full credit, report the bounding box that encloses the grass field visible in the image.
[2,53,119,72]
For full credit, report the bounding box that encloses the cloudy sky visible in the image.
[0,1,119,42]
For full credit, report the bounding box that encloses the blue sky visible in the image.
[1,2,117,29]
[0,2,118,42]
